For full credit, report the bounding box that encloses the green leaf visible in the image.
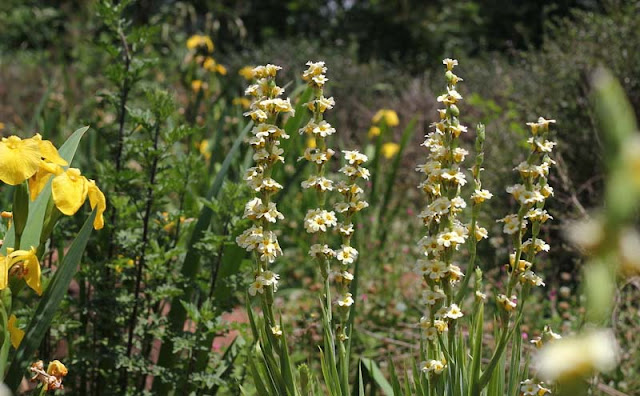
[1,126,90,254]
[361,357,394,396]
[5,210,95,389]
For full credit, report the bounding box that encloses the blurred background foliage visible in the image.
[1,0,639,394]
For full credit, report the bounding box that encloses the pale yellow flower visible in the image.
[372,109,399,126]
[186,35,214,53]
[368,126,381,138]
[381,142,400,159]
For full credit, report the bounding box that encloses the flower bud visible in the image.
[448,105,460,117]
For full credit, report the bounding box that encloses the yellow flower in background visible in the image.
[216,64,227,75]
[198,140,211,160]
[0,122,5,130]
[372,109,399,127]
[232,97,251,109]
[368,126,381,138]
[8,314,24,348]
[87,180,106,230]
[0,136,42,185]
[239,66,256,80]
[52,168,88,216]
[0,247,41,295]
[381,142,400,159]
[191,80,207,93]
[203,57,227,75]
[186,34,214,53]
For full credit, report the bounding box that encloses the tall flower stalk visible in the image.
[299,61,337,319]
[408,58,558,395]
[414,59,477,382]
[298,61,369,394]
[237,64,294,331]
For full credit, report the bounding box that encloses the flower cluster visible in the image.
[414,59,484,363]
[186,34,226,76]
[368,108,401,158]
[332,150,368,340]
[495,117,556,314]
[519,379,551,395]
[0,134,106,230]
[237,64,293,301]
[29,360,68,391]
[299,61,339,254]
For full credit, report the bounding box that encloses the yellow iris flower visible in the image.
[0,247,41,295]
[0,136,42,185]
[186,35,214,53]
[49,168,105,230]
[52,168,88,216]
[8,314,24,348]
[381,142,400,159]
[87,179,106,230]
[372,109,400,127]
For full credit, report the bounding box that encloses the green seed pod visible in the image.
[449,105,460,117]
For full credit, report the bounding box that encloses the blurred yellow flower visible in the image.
[372,109,399,127]
[198,140,211,160]
[8,314,24,348]
[0,122,4,131]
[239,66,255,81]
[191,80,207,93]
[0,136,42,185]
[381,142,400,159]
[368,126,381,138]
[186,34,214,53]
[232,97,251,109]
[534,329,618,382]
[203,57,227,75]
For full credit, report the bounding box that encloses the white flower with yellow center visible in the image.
[248,277,266,296]
[336,292,354,307]
[336,245,358,265]
[343,150,368,165]
[444,304,464,320]
[312,120,336,137]
[520,379,539,396]
[429,197,451,215]
[338,223,354,236]
[442,58,458,70]
[309,244,335,258]
[497,294,517,311]
[471,189,493,203]
[429,260,448,280]
[271,325,283,337]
